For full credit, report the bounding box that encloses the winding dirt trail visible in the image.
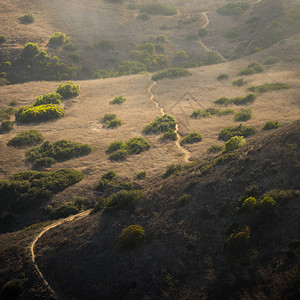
[30,210,91,299]
[147,79,191,163]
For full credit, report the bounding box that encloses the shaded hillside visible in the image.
[33,120,300,299]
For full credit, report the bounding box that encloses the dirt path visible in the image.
[29,210,91,299]
[147,79,190,163]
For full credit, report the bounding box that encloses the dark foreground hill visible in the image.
[13,120,298,299]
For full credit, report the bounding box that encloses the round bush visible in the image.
[119,225,145,248]
[106,141,126,154]
[180,132,202,145]
[48,32,69,48]
[242,197,257,211]
[19,13,35,24]
[109,96,126,105]
[125,137,150,154]
[101,170,117,181]
[1,120,14,132]
[7,130,44,147]
[225,226,251,254]
[161,130,177,141]
[135,171,146,180]
[56,81,80,99]
[225,136,246,152]
[260,196,277,209]
[263,121,282,130]
[109,149,128,161]
[21,43,40,58]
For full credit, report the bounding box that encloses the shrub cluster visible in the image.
[247,83,290,93]
[163,164,182,178]
[178,194,191,207]
[207,144,224,154]
[135,170,146,180]
[217,74,229,81]
[151,68,192,81]
[100,113,122,129]
[241,196,277,212]
[48,32,70,48]
[224,226,251,255]
[224,136,246,152]
[263,121,282,130]
[180,132,202,145]
[15,104,64,123]
[19,13,35,24]
[234,108,252,122]
[56,81,80,99]
[119,225,145,248]
[232,78,246,87]
[140,4,177,16]
[143,114,176,134]
[104,190,142,209]
[237,62,264,76]
[26,140,92,168]
[191,108,234,119]
[217,2,250,16]
[0,169,83,212]
[106,137,150,161]
[21,43,40,58]
[161,130,177,141]
[219,124,256,141]
[94,39,115,51]
[33,93,62,106]
[214,93,256,106]
[0,107,14,121]
[8,130,44,147]
[1,121,14,132]
[110,96,126,105]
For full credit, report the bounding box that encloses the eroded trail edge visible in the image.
[147,79,190,163]
[30,210,91,299]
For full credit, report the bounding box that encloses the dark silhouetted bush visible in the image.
[260,196,277,209]
[234,108,252,122]
[110,96,126,105]
[119,225,145,247]
[242,197,257,212]
[232,78,246,87]
[224,136,245,152]
[161,130,177,141]
[19,13,35,24]
[248,83,290,93]
[1,279,26,299]
[135,170,146,180]
[217,3,249,16]
[15,104,64,123]
[178,194,191,207]
[219,124,256,141]
[152,68,192,81]
[33,93,62,106]
[48,32,69,48]
[217,74,229,81]
[21,43,40,58]
[1,120,14,132]
[225,226,251,255]
[8,130,44,147]
[163,164,182,178]
[143,114,176,134]
[140,4,177,16]
[56,81,80,99]
[180,132,202,145]
[263,121,282,130]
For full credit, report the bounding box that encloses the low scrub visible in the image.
[163,164,182,178]
[263,121,282,130]
[0,107,14,121]
[0,169,83,212]
[191,108,234,119]
[21,43,40,58]
[33,93,62,106]
[224,136,246,152]
[180,132,202,145]
[161,130,177,141]
[56,81,80,99]
[48,32,69,48]
[119,225,145,248]
[217,2,249,16]
[237,62,264,76]
[214,93,256,106]
[219,124,256,141]
[8,130,44,147]
[1,121,14,132]
[224,226,251,255]
[15,104,64,123]
[19,13,35,24]
[242,197,257,212]
[104,190,142,209]
[247,83,290,93]
[110,96,126,105]
[232,78,246,87]
[207,144,224,154]
[217,74,229,81]
[135,171,146,180]
[234,108,252,122]
[26,140,92,167]
[151,68,192,81]
[140,3,177,16]
[260,196,277,210]
[143,114,176,134]
[100,113,122,129]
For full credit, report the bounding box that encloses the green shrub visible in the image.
[33,93,62,106]
[262,189,300,205]
[263,121,282,130]
[218,124,256,141]
[19,13,35,24]
[217,74,229,81]
[9,101,17,107]
[178,194,191,207]
[213,152,237,166]
[264,56,278,65]
[214,93,256,106]
[15,104,64,123]
[161,130,177,141]
[207,144,224,154]
[102,170,117,181]
[100,113,122,129]
[213,97,231,106]
[140,4,177,16]
[224,136,246,152]
[7,130,44,147]
[0,169,83,212]
[105,190,142,209]
[48,32,69,48]
[56,81,80,99]
[242,197,257,211]
[180,132,202,145]
[163,164,182,178]
[110,96,126,105]
[119,225,145,247]
[138,12,151,20]
[0,36,5,44]
[237,62,264,76]
[151,68,192,81]
[32,157,56,169]
[0,107,14,121]
[234,108,252,122]
[48,198,85,219]
[135,170,146,180]
[191,108,234,118]
[175,51,188,62]
[247,83,290,93]
[26,140,92,166]
[95,179,116,194]
[225,226,251,254]
[1,120,14,132]
[217,3,250,16]
[109,149,128,161]
[232,78,246,87]
[156,35,168,43]
[143,114,176,134]
[260,196,277,209]
[106,141,126,154]
[21,43,40,58]
[125,137,150,154]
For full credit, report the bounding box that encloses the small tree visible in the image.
[119,225,145,248]
[224,136,245,152]
[21,43,40,58]
[56,81,80,99]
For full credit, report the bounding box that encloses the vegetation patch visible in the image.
[0,107,14,121]
[237,62,264,76]
[33,93,62,106]
[104,190,143,210]
[56,81,80,99]
[100,113,122,129]
[217,2,249,16]
[161,130,177,141]
[1,121,14,133]
[15,104,64,123]
[119,225,145,248]
[109,96,126,105]
[48,32,70,48]
[224,136,246,153]
[151,68,192,81]
[19,13,35,24]
[218,124,256,141]
[213,93,256,106]
[135,171,146,180]
[163,164,182,178]
[234,108,252,122]
[0,169,83,212]
[191,108,234,119]
[217,74,229,81]
[247,83,290,93]
[224,226,251,255]
[26,140,92,167]
[140,4,177,16]
[232,78,246,87]
[143,114,176,134]
[8,130,44,147]
[263,121,282,130]
[21,42,40,58]
[180,132,202,145]
[207,144,224,154]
